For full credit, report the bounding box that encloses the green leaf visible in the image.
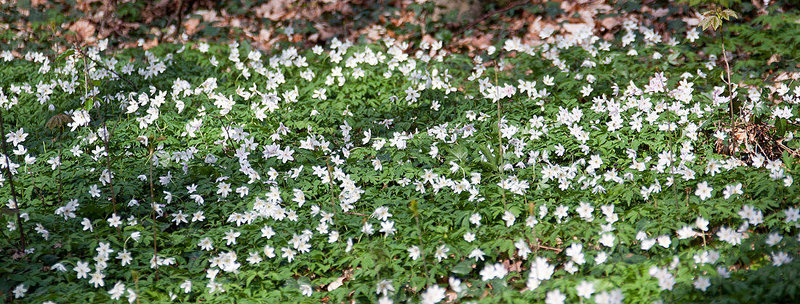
[56,49,75,62]
[451,259,474,275]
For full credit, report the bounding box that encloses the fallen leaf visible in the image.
[327,276,345,291]
[69,20,96,42]
[600,17,619,30]
[195,9,219,23]
[143,38,159,50]
[767,54,781,66]
[255,1,292,21]
[652,8,670,18]
[184,18,201,35]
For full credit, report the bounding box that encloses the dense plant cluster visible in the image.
[1,17,800,303]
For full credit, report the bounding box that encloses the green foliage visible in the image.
[679,0,742,8]
[701,8,739,31]
[0,8,800,304]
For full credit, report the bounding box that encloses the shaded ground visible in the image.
[2,0,795,55]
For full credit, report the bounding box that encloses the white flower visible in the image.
[299,282,313,297]
[599,233,615,247]
[469,213,482,226]
[117,250,132,266]
[89,184,101,198]
[695,181,713,200]
[420,285,446,304]
[695,217,709,231]
[263,245,276,259]
[434,244,449,262]
[594,288,624,304]
[545,289,566,304]
[649,266,675,291]
[771,251,793,266]
[738,205,764,226]
[686,28,700,42]
[198,237,213,251]
[766,233,783,246]
[180,280,192,293]
[479,263,507,281]
[528,257,554,288]
[468,248,485,261]
[52,263,67,272]
[502,210,516,227]
[126,288,137,303]
[575,280,595,299]
[723,183,743,199]
[6,128,28,146]
[380,220,396,236]
[449,277,464,294]
[74,261,91,279]
[108,281,125,300]
[595,252,608,265]
[515,239,531,259]
[361,222,374,235]
[89,270,106,288]
[785,207,800,223]
[581,84,594,97]
[312,88,327,100]
[222,228,243,245]
[693,276,710,291]
[13,284,27,299]
[69,109,91,131]
[247,252,262,264]
[576,201,594,221]
[677,226,697,239]
[717,226,743,246]
[554,205,569,222]
[376,279,395,296]
[657,235,671,248]
[192,211,205,222]
[463,232,475,243]
[565,243,585,265]
[408,246,421,261]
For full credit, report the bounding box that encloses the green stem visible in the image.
[0,111,26,251]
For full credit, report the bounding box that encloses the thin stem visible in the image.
[147,143,159,281]
[93,98,118,214]
[0,111,26,251]
[57,128,63,205]
[325,157,337,208]
[412,203,429,278]
[494,63,507,209]
[720,34,734,122]
[701,232,707,247]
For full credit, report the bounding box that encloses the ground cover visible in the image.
[1,1,800,303]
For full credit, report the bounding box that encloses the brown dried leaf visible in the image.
[184,18,201,35]
[767,54,781,66]
[502,259,523,273]
[195,9,219,23]
[142,38,159,50]
[69,20,96,42]
[652,8,670,18]
[75,0,103,12]
[327,276,345,291]
[255,1,292,21]
[365,25,386,42]
[312,23,339,42]
[600,17,620,30]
